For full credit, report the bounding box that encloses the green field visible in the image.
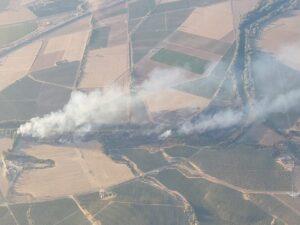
[89,27,110,49]
[128,0,156,20]
[192,145,293,191]
[98,203,188,225]
[152,48,209,74]
[77,180,186,225]
[0,21,37,47]
[31,61,79,87]
[249,194,300,225]
[122,148,168,172]
[10,198,91,225]
[164,145,199,158]
[0,206,17,225]
[156,169,280,225]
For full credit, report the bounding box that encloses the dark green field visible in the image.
[122,148,168,172]
[31,61,79,87]
[89,27,110,49]
[10,198,91,225]
[164,145,199,158]
[176,44,235,98]
[0,21,37,47]
[192,145,293,191]
[0,206,17,225]
[152,48,209,74]
[156,169,280,225]
[249,194,300,225]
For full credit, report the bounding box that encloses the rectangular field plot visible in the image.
[89,26,110,49]
[191,145,293,191]
[155,169,278,225]
[0,21,37,48]
[151,48,210,74]
[128,0,156,20]
[10,198,91,225]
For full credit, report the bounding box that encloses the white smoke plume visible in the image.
[18,68,190,138]
[181,89,300,134]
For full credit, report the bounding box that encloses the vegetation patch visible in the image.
[156,169,278,225]
[128,0,156,20]
[192,145,293,191]
[0,206,17,225]
[164,145,198,158]
[10,198,91,225]
[152,48,209,74]
[0,21,37,47]
[89,26,111,49]
[0,0,9,11]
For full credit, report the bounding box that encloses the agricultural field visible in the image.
[78,180,188,225]
[0,7,36,26]
[191,145,293,191]
[0,206,17,225]
[142,88,210,113]
[120,148,168,173]
[249,194,300,225]
[79,44,130,89]
[155,169,279,225]
[151,48,210,75]
[14,142,134,200]
[89,26,111,49]
[10,198,91,225]
[0,21,37,48]
[28,0,82,17]
[0,0,9,11]
[258,10,300,72]
[164,145,199,158]
[0,41,42,91]
[0,138,11,198]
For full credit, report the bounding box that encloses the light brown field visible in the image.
[179,1,234,40]
[0,41,42,91]
[0,7,36,26]
[44,30,90,62]
[259,128,285,147]
[30,50,65,72]
[259,10,300,71]
[79,44,129,89]
[0,138,12,197]
[142,88,210,113]
[14,142,134,200]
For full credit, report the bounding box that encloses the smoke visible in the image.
[180,89,300,134]
[18,68,190,138]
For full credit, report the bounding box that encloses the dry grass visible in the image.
[259,11,300,71]
[179,1,234,40]
[79,44,129,89]
[44,30,90,62]
[0,138,12,197]
[30,50,65,72]
[0,7,36,26]
[14,142,134,200]
[142,88,210,113]
[0,41,42,91]
[259,128,285,147]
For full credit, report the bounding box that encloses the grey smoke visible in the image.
[180,89,300,134]
[18,68,189,138]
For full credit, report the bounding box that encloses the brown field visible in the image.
[274,195,300,213]
[30,50,65,72]
[79,44,129,89]
[259,11,300,71]
[259,128,285,147]
[0,138,12,197]
[0,41,42,91]
[0,7,36,26]
[44,30,90,62]
[142,88,210,113]
[14,142,134,200]
[179,1,234,40]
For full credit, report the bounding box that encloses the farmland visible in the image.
[14,143,134,200]
[155,169,278,225]
[0,21,37,48]
[191,145,293,191]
